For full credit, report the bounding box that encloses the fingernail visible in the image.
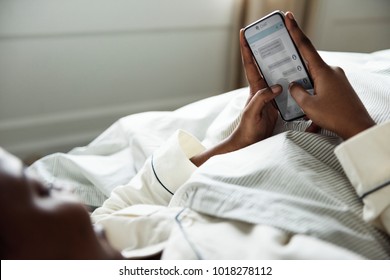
[287,12,294,20]
[271,84,282,93]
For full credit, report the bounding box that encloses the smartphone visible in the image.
[244,11,314,121]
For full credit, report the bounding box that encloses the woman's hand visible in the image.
[227,85,281,150]
[190,86,281,167]
[239,29,268,102]
[285,12,376,140]
[190,33,282,167]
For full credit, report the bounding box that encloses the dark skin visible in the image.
[284,12,375,139]
[237,11,375,140]
[0,77,282,259]
[191,12,375,167]
[0,150,122,259]
[0,11,376,259]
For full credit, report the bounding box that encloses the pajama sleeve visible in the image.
[91,130,205,222]
[335,121,390,234]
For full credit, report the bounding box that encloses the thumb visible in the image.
[245,85,282,117]
[253,85,282,108]
[289,82,313,111]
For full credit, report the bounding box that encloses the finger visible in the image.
[240,29,267,92]
[305,121,321,134]
[246,85,282,117]
[289,82,314,113]
[284,12,327,73]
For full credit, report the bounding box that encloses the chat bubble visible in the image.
[268,56,292,71]
[282,67,297,77]
[259,38,284,59]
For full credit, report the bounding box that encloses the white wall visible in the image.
[0,0,243,159]
[304,0,390,52]
[2,0,389,160]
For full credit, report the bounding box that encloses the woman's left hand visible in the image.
[229,29,281,148]
[189,30,282,167]
[227,85,281,150]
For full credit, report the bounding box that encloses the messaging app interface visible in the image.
[246,14,313,120]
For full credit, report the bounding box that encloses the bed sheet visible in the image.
[28,50,390,208]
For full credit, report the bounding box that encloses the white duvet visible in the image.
[27,49,390,259]
[29,49,390,208]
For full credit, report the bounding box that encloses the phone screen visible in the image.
[244,11,313,121]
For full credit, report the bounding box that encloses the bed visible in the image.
[27,49,390,259]
[28,49,390,206]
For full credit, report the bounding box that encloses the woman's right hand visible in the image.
[285,12,376,140]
